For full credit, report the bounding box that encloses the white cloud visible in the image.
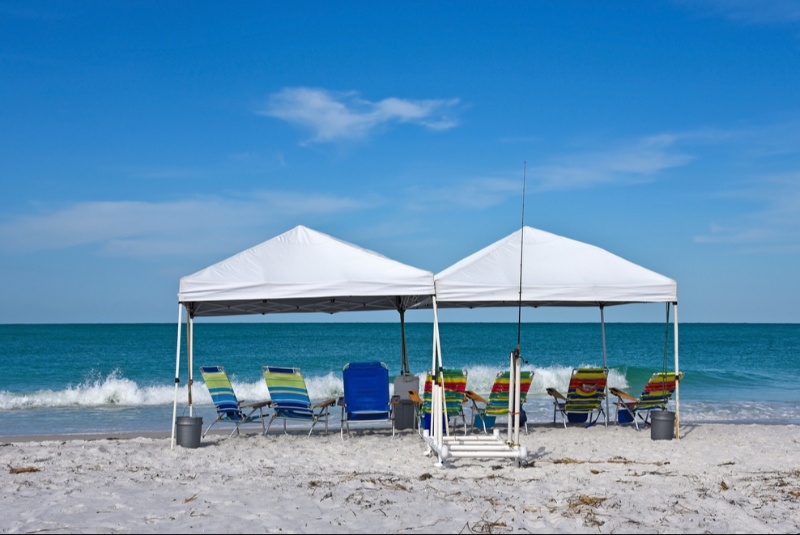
[0,191,375,256]
[531,134,694,191]
[694,173,800,252]
[258,87,460,143]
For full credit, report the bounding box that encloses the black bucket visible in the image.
[650,411,675,441]
[176,416,203,448]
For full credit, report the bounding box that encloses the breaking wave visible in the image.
[0,365,631,410]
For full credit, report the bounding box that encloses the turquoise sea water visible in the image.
[1,323,798,436]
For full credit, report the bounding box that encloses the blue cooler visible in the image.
[618,404,635,424]
[567,413,588,424]
[423,413,447,432]
[474,414,496,430]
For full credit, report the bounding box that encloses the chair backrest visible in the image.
[485,370,534,416]
[200,365,243,418]
[342,361,390,413]
[565,367,607,412]
[422,369,467,416]
[637,371,683,410]
[262,366,312,411]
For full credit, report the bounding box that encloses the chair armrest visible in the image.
[314,398,336,409]
[408,390,423,405]
[608,388,637,402]
[464,390,488,405]
[390,395,401,405]
[240,400,271,410]
[545,388,566,401]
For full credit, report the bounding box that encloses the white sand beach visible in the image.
[1,423,799,534]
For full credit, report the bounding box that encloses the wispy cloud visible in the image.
[530,134,694,191]
[408,177,522,211]
[258,87,460,143]
[694,173,800,252]
[0,191,376,257]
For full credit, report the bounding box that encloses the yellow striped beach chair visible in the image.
[262,366,336,436]
[610,371,684,430]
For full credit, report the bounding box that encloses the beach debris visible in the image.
[720,480,731,491]
[569,495,607,508]
[183,494,198,504]
[460,519,510,534]
[550,457,669,466]
[675,502,699,514]
[8,465,40,474]
[565,495,608,528]
[460,510,511,535]
[378,480,409,491]
[420,473,433,481]
[552,457,581,464]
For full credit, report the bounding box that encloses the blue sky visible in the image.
[1,1,799,324]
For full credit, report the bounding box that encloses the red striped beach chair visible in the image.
[546,367,608,428]
[609,371,684,430]
[465,370,534,434]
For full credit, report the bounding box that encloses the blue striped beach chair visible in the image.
[262,366,336,436]
[200,365,269,438]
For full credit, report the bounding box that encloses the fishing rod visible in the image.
[515,162,527,358]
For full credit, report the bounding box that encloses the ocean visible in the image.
[1,323,798,436]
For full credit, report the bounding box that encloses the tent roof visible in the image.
[179,225,435,317]
[434,227,677,308]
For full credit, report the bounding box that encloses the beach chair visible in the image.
[546,367,608,428]
[261,366,336,436]
[200,365,270,438]
[339,361,399,438]
[609,371,684,430]
[465,370,534,434]
[408,369,469,435]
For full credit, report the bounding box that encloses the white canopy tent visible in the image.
[423,227,679,464]
[172,225,435,447]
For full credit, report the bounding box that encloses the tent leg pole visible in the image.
[432,297,449,437]
[170,304,183,450]
[601,306,608,427]
[399,307,409,375]
[188,314,194,417]
[674,302,680,440]
[431,297,439,379]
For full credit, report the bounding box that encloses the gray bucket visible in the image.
[394,399,416,430]
[650,410,675,441]
[176,416,203,448]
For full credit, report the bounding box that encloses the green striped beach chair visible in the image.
[546,367,608,428]
[465,370,534,434]
[200,365,269,438]
[262,366,336,436]
[610,371,684,430]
